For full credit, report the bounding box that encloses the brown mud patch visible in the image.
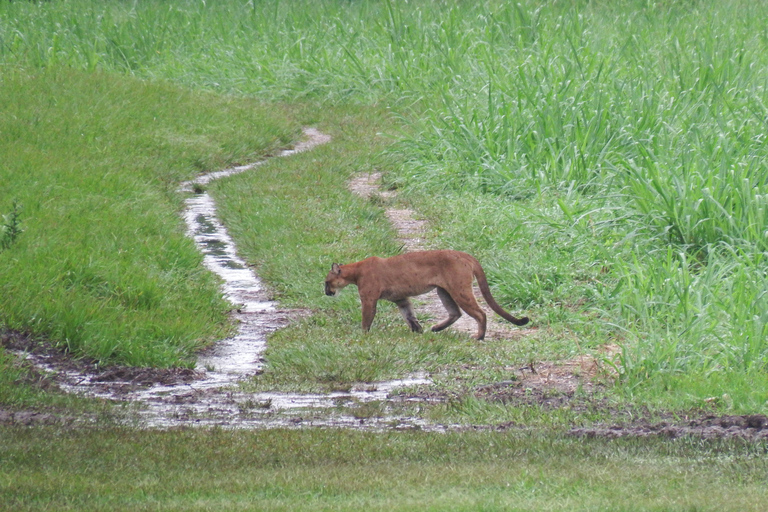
[2,329,201,391]
[567,414,768,441]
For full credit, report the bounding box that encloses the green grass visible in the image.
[381,0,768,393]
[2,426,767,512]
[3,1,768,508]
[211,105,401,309]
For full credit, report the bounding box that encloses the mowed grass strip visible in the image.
[0,67,299,366]
[2,426,767,512]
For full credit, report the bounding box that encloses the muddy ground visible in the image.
[3,329,768,440]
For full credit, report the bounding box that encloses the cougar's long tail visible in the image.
[472,258,529,326]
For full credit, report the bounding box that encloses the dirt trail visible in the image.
[348,172,531,343]
[348,172,599,393]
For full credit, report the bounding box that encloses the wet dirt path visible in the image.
[7,129,436,431]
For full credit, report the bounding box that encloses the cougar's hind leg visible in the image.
[450,289,487,340]
[395,299,423,333]
[431,288,462,332]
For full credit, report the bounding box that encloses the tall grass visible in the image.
[3,0,768,395]
[385,1,768,388]
[0,201,22,251]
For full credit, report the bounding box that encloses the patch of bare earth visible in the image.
[567,414,768,441]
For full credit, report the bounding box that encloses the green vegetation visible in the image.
[390,0,768,397]
[3,0,767,406]
[0,201,22,252]
[2,0,768,509]
[3,427,768,512]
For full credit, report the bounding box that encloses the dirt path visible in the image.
[348,172,604,393]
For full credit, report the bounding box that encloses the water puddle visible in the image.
[14,128,438,430]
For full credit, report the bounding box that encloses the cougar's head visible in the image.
[324,263,348,296]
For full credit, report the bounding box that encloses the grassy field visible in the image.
[2,0,768,509]
[3,0,767,405]
[0,67,299,367]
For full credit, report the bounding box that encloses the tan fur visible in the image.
[324,250,529,340]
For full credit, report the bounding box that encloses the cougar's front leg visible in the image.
[360,297,378,332]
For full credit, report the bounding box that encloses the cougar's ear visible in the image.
[331,263,341,274]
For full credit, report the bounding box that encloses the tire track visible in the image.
[10,129,436,430]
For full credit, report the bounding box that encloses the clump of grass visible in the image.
[0,201,22,252]
[251,316,472,393]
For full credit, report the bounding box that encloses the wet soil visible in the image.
[567,414,768,441]
[472,378,768,440]
[2,327,438,430]
[5,328,767,439]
